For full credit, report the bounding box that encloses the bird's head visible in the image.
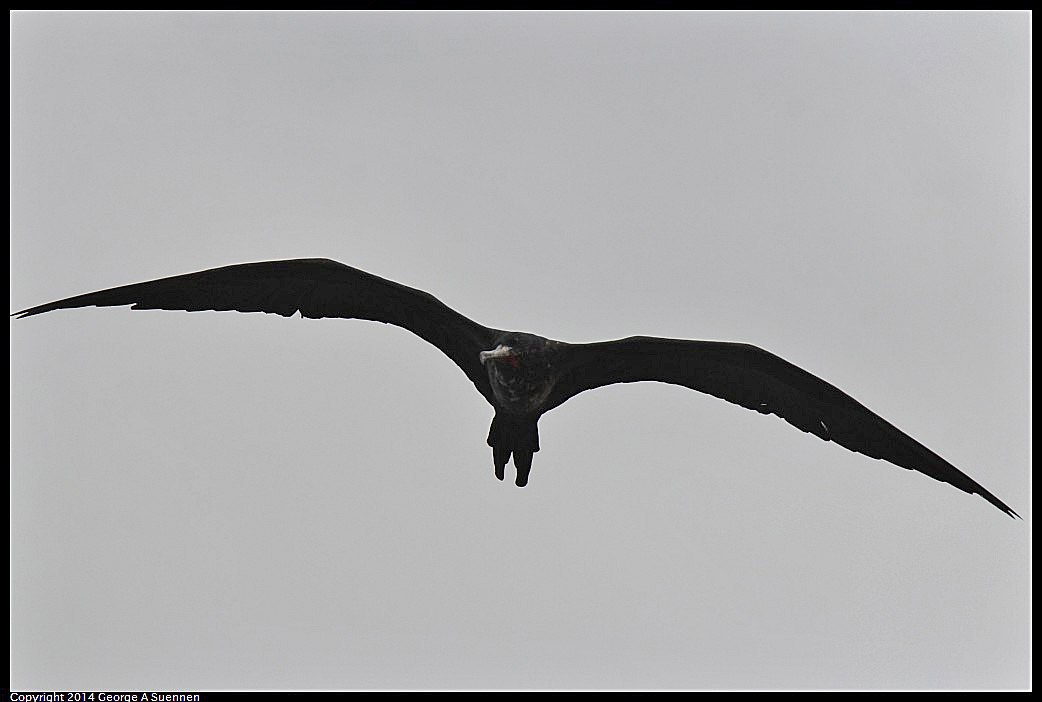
[479,333,557,368]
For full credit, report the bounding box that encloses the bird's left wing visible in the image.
[545,336,1018,517]
[13,258,502,403]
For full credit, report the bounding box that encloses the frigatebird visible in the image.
[13,258,1018,518]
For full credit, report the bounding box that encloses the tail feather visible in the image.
[513,450,533,487]
[493,445,510,481]
[487,414,540,487]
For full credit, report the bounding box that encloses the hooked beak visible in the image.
[479,344,514,365]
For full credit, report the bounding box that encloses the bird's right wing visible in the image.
[13,258,503,403]
[546,336,1017,517]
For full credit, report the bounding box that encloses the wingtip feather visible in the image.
[977,489,1020,519]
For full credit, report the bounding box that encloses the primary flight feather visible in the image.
[12,258,1018,518]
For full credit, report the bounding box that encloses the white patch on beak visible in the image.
[479,345,514,364]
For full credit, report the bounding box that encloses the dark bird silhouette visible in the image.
[13,258,1018,518]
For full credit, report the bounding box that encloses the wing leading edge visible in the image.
[13,258,502,403]
[548,337,1018,518]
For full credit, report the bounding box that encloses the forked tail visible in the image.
[487,414,540,487]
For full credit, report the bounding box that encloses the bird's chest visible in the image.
[486,362,556,414]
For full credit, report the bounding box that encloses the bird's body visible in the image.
[12,258,1019,517]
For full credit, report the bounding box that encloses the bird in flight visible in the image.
[13,258,1018,518]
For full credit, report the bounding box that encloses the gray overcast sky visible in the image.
[10,11,1030,690]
